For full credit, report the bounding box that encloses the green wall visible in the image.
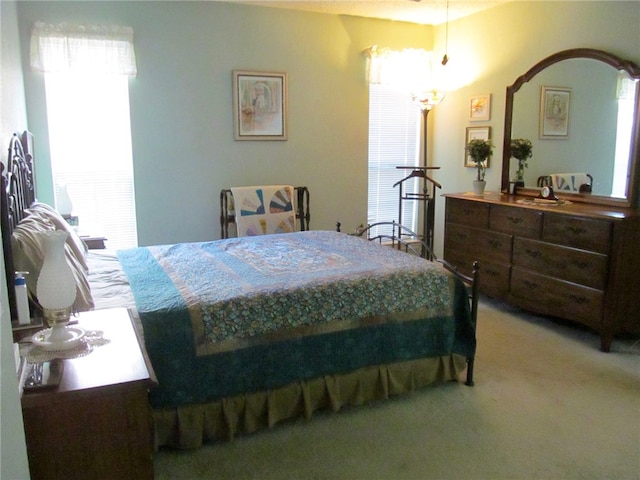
[0,1,31,476]
[14,1,640,254]
[17,1,432,245]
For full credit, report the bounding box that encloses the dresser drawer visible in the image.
[445,198,489,228]
[542,214,611,254]
[510,268,603,328]
[445,224,512,264]
[444,250,510,298]
[490,205,542,238]
[513,237,608,290]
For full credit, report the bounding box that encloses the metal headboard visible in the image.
[2,131,36,321]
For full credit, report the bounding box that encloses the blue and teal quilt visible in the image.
[118,231,475,408]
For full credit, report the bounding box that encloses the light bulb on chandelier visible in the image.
[411,91,445,111]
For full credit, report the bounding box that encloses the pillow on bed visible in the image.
[25,202,89,271]
[11,214,94,313]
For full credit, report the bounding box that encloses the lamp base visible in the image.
[43,307,73,328]
[32,326,86,351]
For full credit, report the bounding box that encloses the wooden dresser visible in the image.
[443,192,640,351]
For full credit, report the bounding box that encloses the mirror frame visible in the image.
[501,48,640,207]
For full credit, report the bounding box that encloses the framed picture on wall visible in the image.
[233,70,287,141]
[465,126,492,167]
[469,94,491,121]
[539,86,571,138]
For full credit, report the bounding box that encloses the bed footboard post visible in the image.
[465,260,480,386]
[220,189,229,239]
[296,186,310,231]
[465,358,475,386]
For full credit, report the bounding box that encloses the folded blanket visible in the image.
[230,185,295,236]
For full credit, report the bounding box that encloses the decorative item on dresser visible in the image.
[443,192,640,352]
[509,138,533,188]
[465,136,494,195]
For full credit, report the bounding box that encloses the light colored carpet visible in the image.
[153,297,640,480]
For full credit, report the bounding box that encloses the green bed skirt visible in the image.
[153,354,467,450]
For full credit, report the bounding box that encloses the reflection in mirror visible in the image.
[512,60,635,197]
[502,49,640,207]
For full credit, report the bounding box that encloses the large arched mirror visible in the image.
[501,48,640,207]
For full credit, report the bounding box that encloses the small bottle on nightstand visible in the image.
[15,271,31,325]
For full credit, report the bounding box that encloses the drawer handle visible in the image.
[507,216,523,224]
[524,248,541,258]
[485,269,499,277]
[563,293,588,305]
[456,232,469,241]
[567,226,587,235]
[488,240,502,249]
[522,280,539,290]
[463,208,473,216]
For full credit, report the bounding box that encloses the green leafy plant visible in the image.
[466,139,494,181]
[510,138,533,181]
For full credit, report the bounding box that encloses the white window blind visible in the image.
[32,22,138,249]
[45,73,137,249]
[367,83,420,234]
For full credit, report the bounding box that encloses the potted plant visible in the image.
[465,139,494,194]
[510,138,533,187]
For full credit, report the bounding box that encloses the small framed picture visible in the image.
[233,70,287,141]
[539,86,571,139]
[469,94,491,121]
[465,126,492,168]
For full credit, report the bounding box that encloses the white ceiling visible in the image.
[220,0,513,25]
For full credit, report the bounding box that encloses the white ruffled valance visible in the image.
[363,46,434,91]
[30,22,137,76]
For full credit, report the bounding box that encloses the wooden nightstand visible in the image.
[80,235,107,250]
[20,308,157,480]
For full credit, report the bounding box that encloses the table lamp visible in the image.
[35,230,83,350]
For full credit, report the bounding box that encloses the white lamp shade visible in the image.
[36,231,76,310]
[56,183,73,215]
[56,183,73,216]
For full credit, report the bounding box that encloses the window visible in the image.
[31,22,138,249]
[612,76,638,198]
[367,84,421,234]
[44,72,137,249]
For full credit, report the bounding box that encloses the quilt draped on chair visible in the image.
[230,185,295,237]
[551,173,591,192]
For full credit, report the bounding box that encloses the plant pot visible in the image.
[472,180,486,195]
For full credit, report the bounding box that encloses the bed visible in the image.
[3,131,479,450]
